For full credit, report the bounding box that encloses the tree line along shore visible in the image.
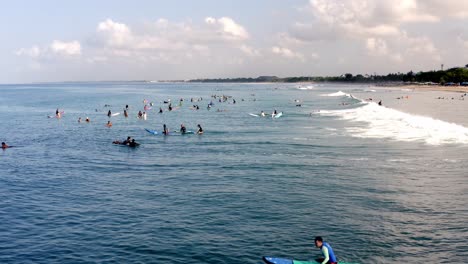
[187,64,468,86]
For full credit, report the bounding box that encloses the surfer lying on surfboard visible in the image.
[113,136,139,147]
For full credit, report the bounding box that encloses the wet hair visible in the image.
[315,236,323,243]
[1,142,5,145]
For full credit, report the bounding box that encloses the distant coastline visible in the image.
[187,65,468,87]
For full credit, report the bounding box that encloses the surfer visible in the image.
[159,107,163,113]
[85,117,90,122]
[138,111,143,119]
[125,104,129,110]
[107,110,112,117]
[129,139,140,147]
[163,124,169,135]
[378,100,382,106]
[113,136,131,145]
[123,137,131,145]
[180,124,187,134]
[106,121,112,127]
[1,142,9,149]
[261,111,265,117]
[78,117,82,123]
[196,124,204,134]
[168,103,173,111]
[124,109,128,117]
[56,108,61,118]
[315,237,337,264]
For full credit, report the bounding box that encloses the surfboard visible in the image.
[145,128,158,135]
[172,130,195,134]
[273,112,283,118]
[111,112,121,116]
[249,113,259,117]
[263,256,357,264]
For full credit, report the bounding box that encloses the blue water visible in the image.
[1,82,467,263]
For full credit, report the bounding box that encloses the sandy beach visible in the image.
[394,84,468,93]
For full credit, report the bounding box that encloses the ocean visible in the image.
[1,82,467,263]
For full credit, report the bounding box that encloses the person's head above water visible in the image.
[314,236,323,248]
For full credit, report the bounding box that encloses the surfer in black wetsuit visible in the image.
[108,110,112,117]
[163,124,169,135]
[122,137,132,145]
[129,139,139,147]
[197,124,203,134]
[159,107,163,113]
[180,124,187,134]
[378,100,382,106]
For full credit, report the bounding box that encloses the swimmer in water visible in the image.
[163,124,169,135]
[1,142,9,149]
[106,121,112,127]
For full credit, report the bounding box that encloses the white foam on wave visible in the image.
[297,85,315,90]
[319,102,468,145]
[321,91,350,97]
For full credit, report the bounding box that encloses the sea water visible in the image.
[0,82,467,263]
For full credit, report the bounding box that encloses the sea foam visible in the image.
[321,91,350,97]
[319,102,468,145]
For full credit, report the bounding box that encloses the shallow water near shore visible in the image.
[1,82,467,263]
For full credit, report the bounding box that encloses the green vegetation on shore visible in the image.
[188,65,468,85]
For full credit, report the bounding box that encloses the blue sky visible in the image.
[2,0,468,83]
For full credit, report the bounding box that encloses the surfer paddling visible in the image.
[315,236,337,264]
[2,142,10,149]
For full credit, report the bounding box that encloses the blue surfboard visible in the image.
[145,128,158,135]
[263,256,357,264]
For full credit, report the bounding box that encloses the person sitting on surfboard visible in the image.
[106,121,112,127]
[196,124,203,134]
[180,124,187,134]
[163,124,169,135]
[315,236,337,264]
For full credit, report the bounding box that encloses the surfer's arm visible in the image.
[321,246,329,264]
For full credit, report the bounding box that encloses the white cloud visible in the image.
[240,45,260,56]
[50,40,81,56]
[366,38,388,56]
[15,45,41,58]
[204,16,249,40]
[272,46,304,60]
[97,19,133,46]
[16,40,81,59]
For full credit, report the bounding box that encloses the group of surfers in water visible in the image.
[112,124,203,147]
[162,123,203,135]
